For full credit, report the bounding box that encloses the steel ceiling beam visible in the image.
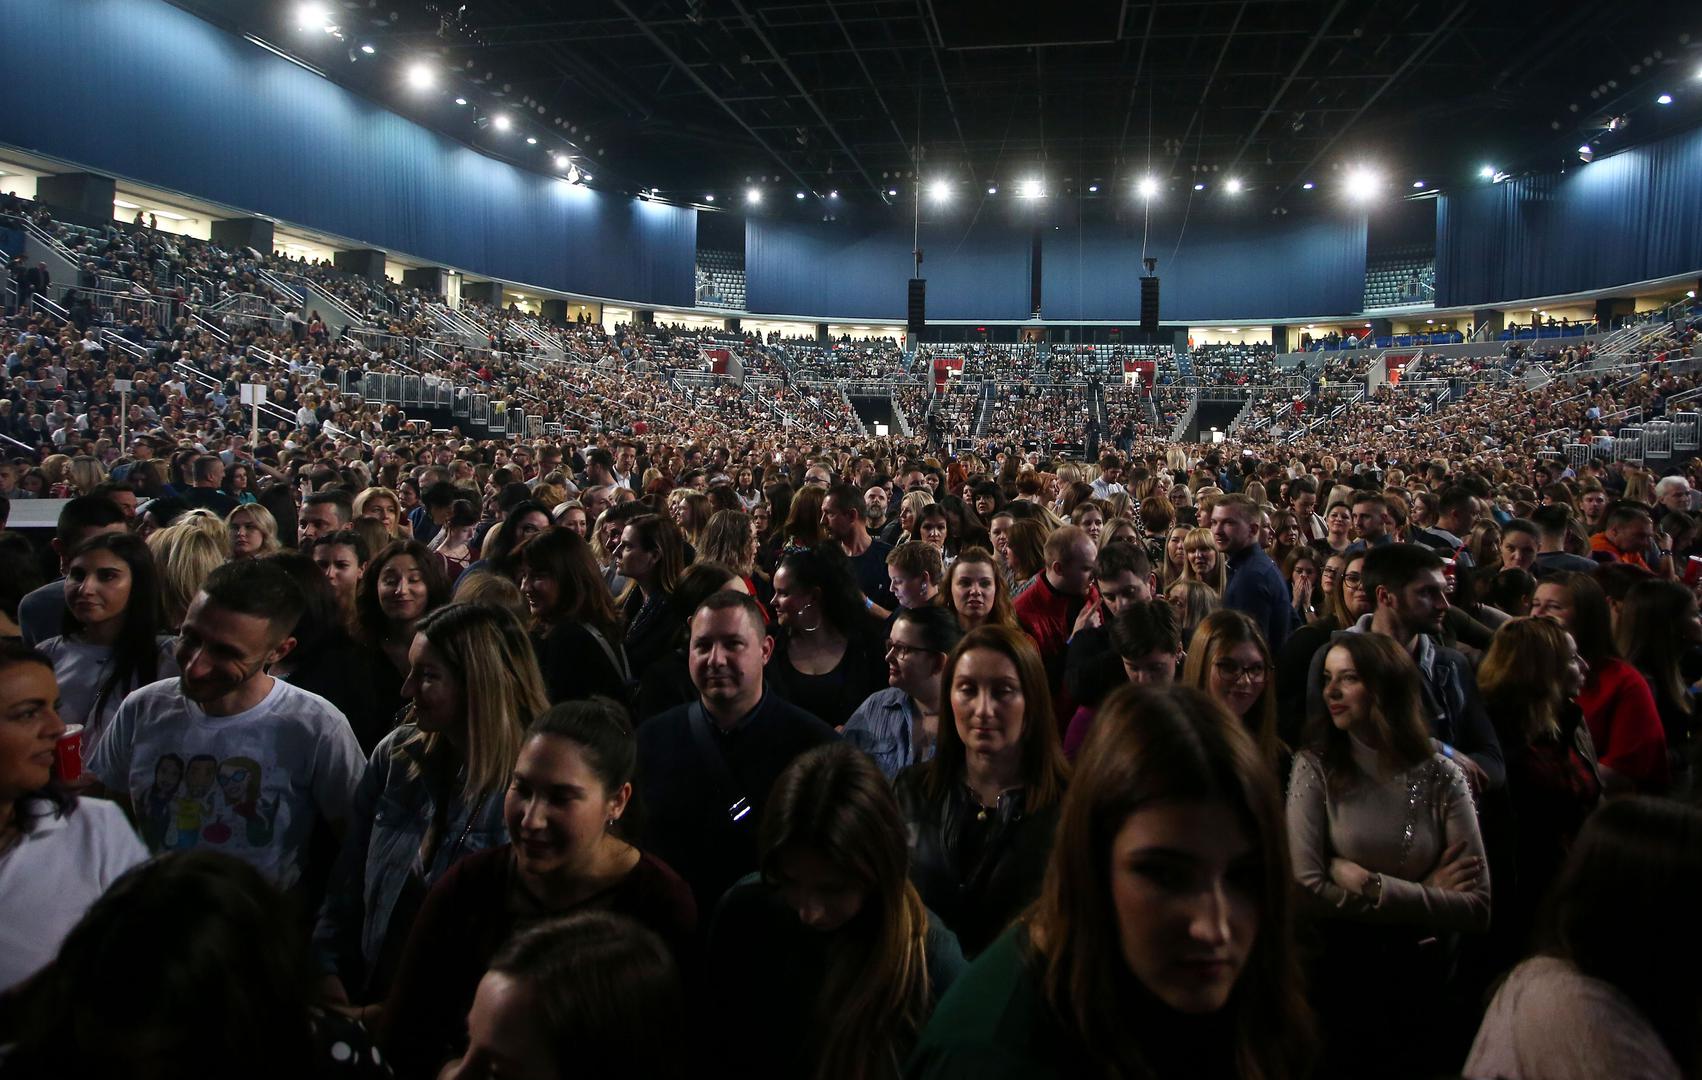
[1223,0,1351,175]
[824,0,912,163]
[917,0,976,182]
[608,0,819,194]
[725,0,884,196]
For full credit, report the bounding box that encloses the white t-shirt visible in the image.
[34,635,180,753]
[87,677,364,891]
[0,798,148,991]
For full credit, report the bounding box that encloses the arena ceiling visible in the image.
[179,0,1701,209]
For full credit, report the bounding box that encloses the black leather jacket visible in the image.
[894,766,1060,958]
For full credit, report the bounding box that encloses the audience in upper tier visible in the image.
[7,189,1702,1076]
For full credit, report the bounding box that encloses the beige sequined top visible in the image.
[1286,739,1491,932]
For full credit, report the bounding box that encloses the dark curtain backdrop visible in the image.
[1042,209,1368,322]
[1435,124,1702,307]
[0,0,695,306]
[745,218,1032,321]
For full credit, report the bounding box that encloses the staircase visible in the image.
[1168,393,1200,442]
[1089,381,1108,430]
[974,381,997,437]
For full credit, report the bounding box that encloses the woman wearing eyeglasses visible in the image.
[843,606,963,780]
[1182,610,1287,782]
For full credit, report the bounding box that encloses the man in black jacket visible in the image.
[636,591,836,914]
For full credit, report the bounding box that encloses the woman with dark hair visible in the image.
[896,625,1069,957]
[0,641,147,992]
[911,685,1315,1080]
[518,528,630,705]
[383,699,696,1077]
[709,744,966,1079]
[699,508,768,608]
[1616,577,1702,788]
[1476,617,1601,956]
[616,513,687,680]
[1531,571,1668,793]
[430,499,481,581]
[2,851,387,1076]
[1276,553,1369,745]
[1467,797,1702,1079]
[463,499,552,582]
[316,603,547,1016]
[1002,519,1049,601]
[917,502,960,566]
[757,480,793,574]
[782,484,828,555]
[356,539,452,722]
[1181,610,1285,779]
[1288,632,1491,1076]
[266,552,387,752]
[766,544,888,728]
[449,912,686,1080]
[37,533,175,750]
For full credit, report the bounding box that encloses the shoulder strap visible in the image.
[686,704,756,827]
[582,624,632,684]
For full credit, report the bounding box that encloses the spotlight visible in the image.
[1478,165,1495,179]
[296,2,331,31]
[1194,183,1206,191]
[566,165,581,183]
[492,114,511,132]
[704,194,715,202]
[1412,180,1426,188]
[887,188,898,196]
[405,62,434,91]
[526,136,537,145]
[930,179,952,202]
[1657,93,1674,105]
[795,191,806,200]
[1017,178,1045,199]
[359,43,375,54]
[1137,176,1159,199]
[1302,182,1315,190]
[746,187,763,205]
[553,154,570,170]
[1087,184,1099,193]
[1224,177,1243,194]
[828,191,839,199]
[1578,144,1594,163]
[1343,167,1380,201]
[454,97,467,106]
[987,186,997,195]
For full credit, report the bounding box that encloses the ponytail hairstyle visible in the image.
[759,744,935,1080]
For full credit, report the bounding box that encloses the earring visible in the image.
[605,817,616,830]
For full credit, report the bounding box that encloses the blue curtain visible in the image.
[1435,124,1702,307]
[0,0,695,306]
[1043,209,1367,322]
[746,218,1031,321]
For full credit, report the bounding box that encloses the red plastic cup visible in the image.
[54,724,84,784]
[1686,556,1702,588]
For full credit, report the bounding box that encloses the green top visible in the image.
[906,923,1082,1080]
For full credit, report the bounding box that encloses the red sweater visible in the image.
[1576,658,1669,791]
[1013,574,1092,733]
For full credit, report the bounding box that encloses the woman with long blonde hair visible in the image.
[146,510,230,629]
[709,743,963,1079]
[226,503,282,560]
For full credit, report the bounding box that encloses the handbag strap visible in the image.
[582,624,632,684]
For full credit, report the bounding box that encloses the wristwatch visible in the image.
[1365,872,1384,905]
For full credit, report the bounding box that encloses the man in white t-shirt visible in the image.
[88,560,363,894]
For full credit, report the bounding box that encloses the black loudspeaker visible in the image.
[1140,276,1160,334]
[908,278,927,334]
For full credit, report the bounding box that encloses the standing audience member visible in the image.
[616,514,686,680]
[766,545,888,728]
[1012,525,1098,727]
[1616,577,1701,790]
[708,744,966,1078]
[944,546,1017,633]
[315,603,546,1012]
[636,591,837,913]
[843,605,961,779]
[1466,798,1702,1080]
[1060,600,1182,757]
[1181,610,1285,777]
[17,494,128,646]
[1288,633,1490,1077]
[88,560,365,901]
[0,641,148,992]
[35,533,176,750]
[1213,493,1296,650]
[910,685,1314,1080]
[896,626,1068,957]
[356,540,451,726]
[385,698,696,1076]
[518,528,631,704]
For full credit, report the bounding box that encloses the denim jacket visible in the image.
[313,723,508,994]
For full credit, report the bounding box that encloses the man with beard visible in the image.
[88,559,363,900]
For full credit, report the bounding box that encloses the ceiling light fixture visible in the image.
[296,2,332,32]
[1087,184,1099,193]
[930,179,952,202]
[1137,176,1159,199]
[704,194,715,202]
[492,114,511,132]
[525,136,537,145]
[1302,182,1315,190]
[1194,182,1206,191]
[1343,167,1380,201]
[1224,177,1243,194]
[1412,180,1426,188]
[1478,165,1495,180]
[405,62,434,91]
[1017,178,1045,199]
[359,43,375,54]
[454,97,467,106]
[795,191,806,200]
[1657,93,1673,105]
[746,187,762,205]
[553,154,569,170]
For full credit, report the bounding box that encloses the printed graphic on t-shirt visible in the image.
[135,750,287,857]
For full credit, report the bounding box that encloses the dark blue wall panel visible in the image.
[746,218,1032,321]
[0,0,694,306]
[1435,124,1702,307]
[1043,209,1368,322]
